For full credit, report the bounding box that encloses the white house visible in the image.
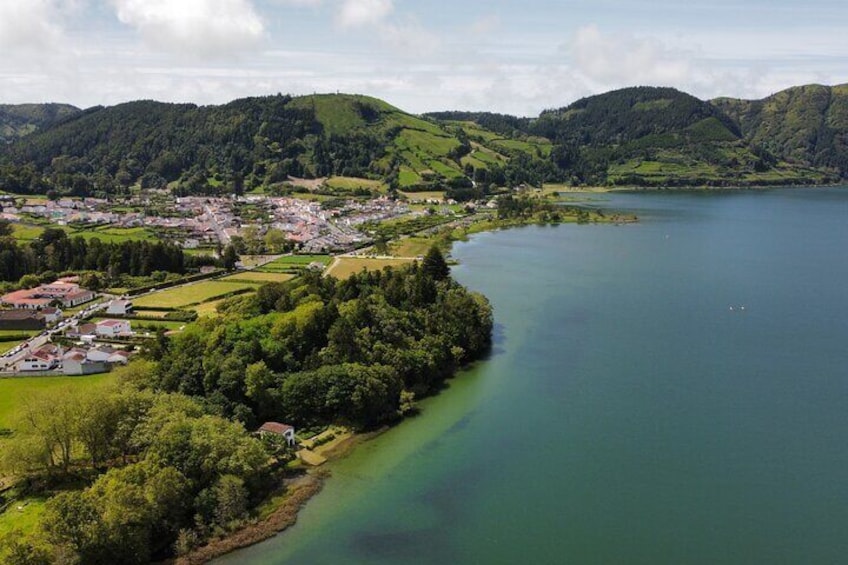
[105,300,133,316]
[17,350,60,372]
[40,307,63,325]
[258,422,297,446]
[94,319,132,338]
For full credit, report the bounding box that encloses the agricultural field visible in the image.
[325,257,414,280]
[130,309,170,319]
[398,167,423,188]
[191,298,230,317]
[400,190,446,202]
[0,374,114,429]
[218,271,296,284]
[11,223,157,244]
[389,237,434,258]
[324,176,387,192]
[257,255,332,273]
[131,280,258,309]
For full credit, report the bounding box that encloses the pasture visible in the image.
[325,257,414,280]
[131,280,258,309]
[0,374,114,429]
[218,271,296,284]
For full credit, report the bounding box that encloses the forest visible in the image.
[0,224,197,284]
[0,251,493,563]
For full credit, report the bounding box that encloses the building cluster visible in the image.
[17,341,130,374]
[6,192,415,254]
[0,280,96,310]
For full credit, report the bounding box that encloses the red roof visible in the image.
[258,422,294,435]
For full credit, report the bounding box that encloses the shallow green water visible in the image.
[222,188,848,564]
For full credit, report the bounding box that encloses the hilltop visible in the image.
[712,84,848,176]
[0,85,846,198]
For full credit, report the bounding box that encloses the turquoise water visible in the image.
[222,188,848,564]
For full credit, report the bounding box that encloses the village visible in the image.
[0,278,137,375]
[0,191,419,253]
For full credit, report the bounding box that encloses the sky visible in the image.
[0,0,846,116]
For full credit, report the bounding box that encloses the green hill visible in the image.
[0,86,845,197]
[522,86,829,187]
[0,93,554,198]
[0,103,80,143]
[712,84,848,176]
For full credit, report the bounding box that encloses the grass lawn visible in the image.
[325,257,414,280]
[191,298,230,317]
[131,309,170,319]
[131,281,258,309]
[0,374,114,429]
[183,248,217,258]
[390,237,434,258]
[0,330,38,338]
[0,340,25,354]
[218,272,296,284]
[324,176,387,192]
[0,496,48,537]
[70,226,156,243]
[11,223,46,241]
[257,255,331,273]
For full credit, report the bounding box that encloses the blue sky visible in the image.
[0,0,846,115]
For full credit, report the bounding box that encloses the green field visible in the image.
[324,176,387,192]
[0,374,114,428]
[218,271,296,284]
[398,167,423,188]
[325,257,414,280]
[389,237,435,258]
[0,496,47,537]
[257,255,331,273]
[12,223,157,243]
[191,298,230,317]
[131,281,258,309]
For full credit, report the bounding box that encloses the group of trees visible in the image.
[0,248,492,563]
[0,376,278,563]
[0,226,196,283]
[153,249,492,430]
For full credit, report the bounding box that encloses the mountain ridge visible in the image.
[0,84,845,198]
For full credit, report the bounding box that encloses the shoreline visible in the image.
[177,429,388,564]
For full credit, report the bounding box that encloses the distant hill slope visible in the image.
[0,103,80,143]
[521,86,827,187]
[0,85,845,198]
[712,84,848,176]
[0,93,552,197]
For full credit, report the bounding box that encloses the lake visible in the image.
[221,188,848,564]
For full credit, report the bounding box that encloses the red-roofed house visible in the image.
[258,422,296,446]
[1,281,95,310]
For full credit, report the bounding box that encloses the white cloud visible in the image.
[112,0,266,57]
[0,0,64,51]
[336,0,393,28]
[570,24,695,88]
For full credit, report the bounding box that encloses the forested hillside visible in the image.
[0,103,80,143]
[712,84,848,177]
[1,86,846,196]
[0,94,554,198]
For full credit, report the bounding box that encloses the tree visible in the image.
[222,244,239,270]
[422,246,450,281]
